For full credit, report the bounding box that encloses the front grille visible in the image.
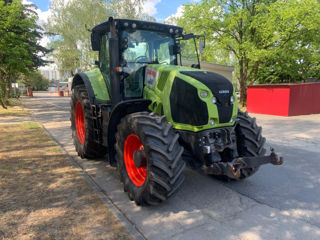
[180,71,233,123]
[170,77,208,126]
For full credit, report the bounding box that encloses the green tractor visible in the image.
[70,18,283,205]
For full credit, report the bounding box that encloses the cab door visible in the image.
[99,34,111,99]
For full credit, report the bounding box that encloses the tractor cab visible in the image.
[91,18,203,103]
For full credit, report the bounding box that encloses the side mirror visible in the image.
[200,40,205,55]
[91,32,101,51]
[95,60,100,66]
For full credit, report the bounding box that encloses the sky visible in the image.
[27,0,190,23]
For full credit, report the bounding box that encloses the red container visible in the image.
[27,87,33,97]
[247,83,320,116]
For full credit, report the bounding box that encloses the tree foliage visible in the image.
[0,0,49,107]
[178,0,320,105]
[19,71,49,91]
[46,0,148,75]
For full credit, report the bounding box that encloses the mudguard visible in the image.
[71,68,110,104]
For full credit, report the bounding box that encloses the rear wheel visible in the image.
[115,112,185,205]
[235,110,266,179]
[70,84,107,158]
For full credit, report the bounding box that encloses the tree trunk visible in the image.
[239,58,247,107]
[0,78,9,108]
[4,80,9,104]
[8,75,13,98]
[0,82,7,109]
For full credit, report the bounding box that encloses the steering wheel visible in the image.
[135,56,149,63]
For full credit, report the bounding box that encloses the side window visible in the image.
[99,35,110,90]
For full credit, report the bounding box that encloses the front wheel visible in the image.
[235,110,266,179]
[115,112,185,205]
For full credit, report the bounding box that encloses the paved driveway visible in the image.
[23,93,320,240]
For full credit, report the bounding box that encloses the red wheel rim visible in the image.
[124,134,147,186]
[75,101,85,144]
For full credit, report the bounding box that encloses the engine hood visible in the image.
[143,64,237,131]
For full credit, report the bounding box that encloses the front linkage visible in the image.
[178,111,283,180]
[205,149,283,179]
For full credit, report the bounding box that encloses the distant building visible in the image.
[40,69,61,81]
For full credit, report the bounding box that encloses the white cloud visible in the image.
[164,5,184,24]
[38,9,52,26]
[142,0,161,16]
[22,0,52,47]
[22,0,32,4]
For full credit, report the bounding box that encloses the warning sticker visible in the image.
[145,68,158,88]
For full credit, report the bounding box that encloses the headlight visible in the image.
[209,118,215,126]
[230,96,234,103]
[211,97,217,104]
[200,90,208,98]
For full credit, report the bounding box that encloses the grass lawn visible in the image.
[0,122,132,240]
[0,98,29,118]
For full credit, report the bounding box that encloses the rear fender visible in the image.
[71,73,96,104]
[71,68,110,105]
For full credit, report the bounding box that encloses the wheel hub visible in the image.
[75,101,85,144]
[133,150,147,168]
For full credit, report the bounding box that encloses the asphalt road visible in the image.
[23,93,320,240]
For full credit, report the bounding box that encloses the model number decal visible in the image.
[145,68,158,88]
[219,90,230,94]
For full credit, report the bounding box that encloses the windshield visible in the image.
[121,30,176,68]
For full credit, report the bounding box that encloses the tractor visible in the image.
[70,18,283,205]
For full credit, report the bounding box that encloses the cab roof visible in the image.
[92,18,183,36]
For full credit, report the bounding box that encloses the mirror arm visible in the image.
[193,37,201,69]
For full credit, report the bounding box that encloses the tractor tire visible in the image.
[235,110,266,179]
[70,84,107,159]
[115,112,185,206]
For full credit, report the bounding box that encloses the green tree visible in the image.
[19,71,49,91]
[254,0,320,83]
[0,0,49,107]
[178,0,320,105]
